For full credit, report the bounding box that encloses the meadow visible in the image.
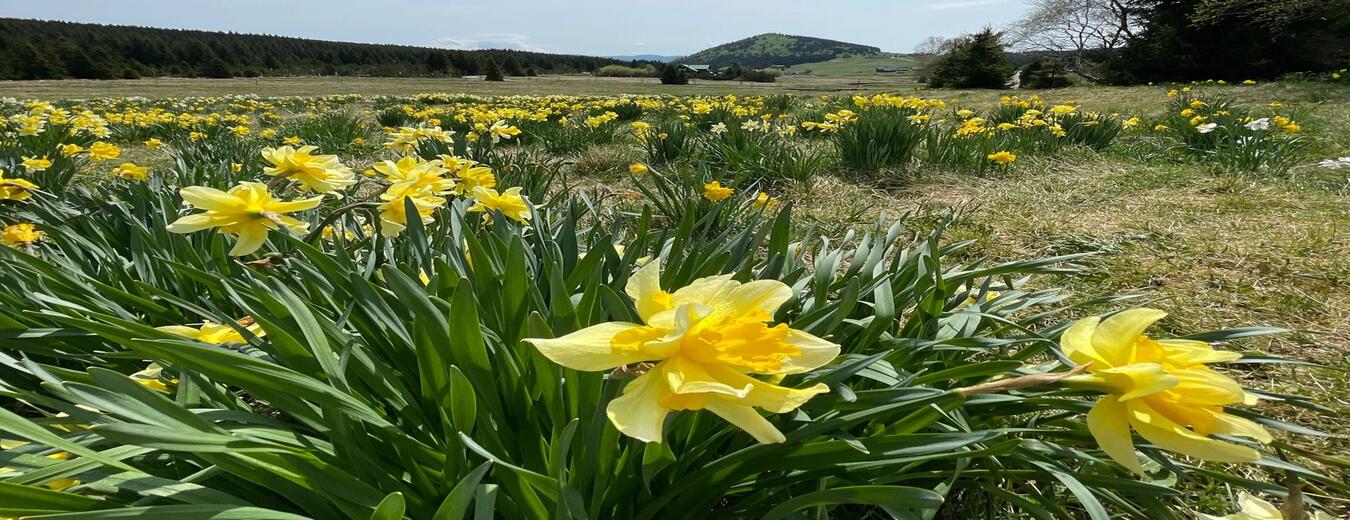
[0,76,1347,519]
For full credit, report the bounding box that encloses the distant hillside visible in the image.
[679,33,880,68]
[0,18,639,80]
[609,54,681,63]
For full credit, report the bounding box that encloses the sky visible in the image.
[0,0,1030,57]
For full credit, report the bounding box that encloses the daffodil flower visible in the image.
[166,181,322,256]
[156,317,265,345]
[261,145,356,195]
[525,260,839,444]
[1062,309,1270,474]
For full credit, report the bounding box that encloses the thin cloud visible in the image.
[923,0,1011,11]
[432,33,546,52]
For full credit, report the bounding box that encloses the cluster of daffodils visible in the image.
[261,145,357,195]
[383,124,455,153]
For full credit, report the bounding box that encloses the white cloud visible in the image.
[432,33,546,52]
[634,42,648,47]
[923,0,1011,11]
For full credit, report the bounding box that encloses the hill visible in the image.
[678,33,880,68]
[0,18,638,80]
[785,54,924,76]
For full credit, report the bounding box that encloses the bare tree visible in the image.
[912,36,951,55]
[1007,0,1138,79]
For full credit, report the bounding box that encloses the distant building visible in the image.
[875,66,912,74]
[680,64,712,74]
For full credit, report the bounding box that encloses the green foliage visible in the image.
[659,64,689,85]
[1022,58,1072,89]
[926,28,1013,89]
[594,65,657,78]
[0,17,632,80]
[834,107,928,172]
[281,113,374,156]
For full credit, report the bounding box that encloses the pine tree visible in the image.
[502,55,524,76]
[483,59,504,81]
[926,28,1012,89]
[660,64,688,85]
[425,52,449,74]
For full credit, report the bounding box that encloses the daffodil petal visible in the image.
[1168,367,1245,405]
[625,259,669,322]
[1236,492,1281,518]
[776,329,841,374]
[1091,308,1167,367]
[1087,395,1145,475]
[606,370,670,443]
[709,279,793,317]
[155,325,203,340]
[1207,410,1273,443]
[1156,339,1243,366]
[229,226,270,256]
[670,274,738,307]
[704,398,786,444]
[525,322,659,371]
[664,356,751,398]
[704,364,829,413]
[1126,400,1261,463]
[269,196,324,213]
[1099,363,1178,400]
[165,213,230,233]
[1061,316,1106,367]
[179,186,243,211]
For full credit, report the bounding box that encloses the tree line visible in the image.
[0,18,644,80]
[919,0,1348,87]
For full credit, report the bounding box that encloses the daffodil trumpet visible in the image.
[525,259,840,444]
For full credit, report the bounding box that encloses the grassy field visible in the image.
[784,54,924,76]
[3,77,1348,514]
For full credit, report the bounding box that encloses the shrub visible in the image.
[595,65,657,78]
[1022,58,1072,89]
[926,28,1013,89]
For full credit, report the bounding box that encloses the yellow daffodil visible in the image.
[629,162,649,175]
[0,170,39,201]
[703,181,733,202]
[1,223,43,247]
[157,317,265,345]
[112,162,150,181]
[261,145,356,195]
[166,181,322,256]
[144,138,165,149]
[468,186,532,224]
[87,141,121,162]
[21,156,52,172]
[752,191,779,209]
[1062,309,1270,474]
[130,363,176,393]
[487,120,522,143]
[374,156,455,195]
[525,259,840,443]
[377,186,444,237]
[987,151,1017,165]
[59,143,85,157]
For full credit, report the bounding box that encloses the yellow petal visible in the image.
[705,364,829,413]
[606,370,670,443]
[1156,339,1242,366]
[229,225,270,256]
[526,322,660,371]
[269,196,324,213]
[1206,410,1273,443]
[1098,363,1178,400]
[704,398,786,444]
[670,274,738,307]
[1087,395,1144,474]
[165,213,232,233]
[1061,316,1107,367]
[1091,308,1167,366]
[664,356,751,398]
[179,186,242,211]
[624,259,669,323]
[775,329,840,374]
[155,325,204,340]
[1169,367,1245,405]
[708,279,793,318]
[1126,400,1261,463]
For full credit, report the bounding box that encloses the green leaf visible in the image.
[760,485,944,520]
[370,492,406,520]
[433,461,493,520]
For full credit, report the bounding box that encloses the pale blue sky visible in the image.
[0,0,1030,56]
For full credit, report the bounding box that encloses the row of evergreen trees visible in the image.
[0,18,638,80]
